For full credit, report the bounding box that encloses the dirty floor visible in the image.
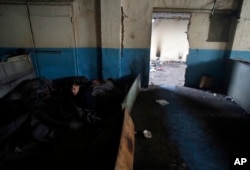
[149,61,187,86]
[131,85,250,170]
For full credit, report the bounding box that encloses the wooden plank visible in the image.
[114,75,141,170]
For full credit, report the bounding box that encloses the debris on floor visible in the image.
[225,96,235,102]
[132,85,249,170]
[155,99,169,106]
[0,76,130,170]
[149,61,186,86]
[143,130,152,139]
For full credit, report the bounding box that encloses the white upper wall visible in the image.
[231,0,250,51]
[0,0,242,50]
[29,4,74,48]
[0,1,98,48]
[121,0,153,49]
[121,0,238,49]
[188,13,229,50]
[0,5,33,48]
[73,0,97,48]
[101,0,121,48]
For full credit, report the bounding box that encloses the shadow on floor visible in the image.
[131,85,250,170]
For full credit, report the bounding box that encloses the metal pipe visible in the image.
[211,0,217,17]
[26,1,40,77]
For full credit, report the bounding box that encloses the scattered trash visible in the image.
[169,164,177,169]
[15,146,22,153]
[155,99,169,106]
[199,75,213,89]
[150,68,156,72]
[155,67,164,71]
[225,96,235,102]
[179,163,187,170]
[143,130,152,138]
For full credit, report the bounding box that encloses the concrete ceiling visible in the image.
[0,0,73,4]
[153,12,191,20]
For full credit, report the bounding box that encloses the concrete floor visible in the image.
[131,85,250,170]
[149,61,187,86]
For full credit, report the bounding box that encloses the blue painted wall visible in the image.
[102,48,121,79]
[230,50,250,62]
[0,47,99,80]
[33,48,77,79]
[185,49,230,92]
[0,47,150,87]
[76,48,99,80]
[3,47,248,91]
[121,48,150,87]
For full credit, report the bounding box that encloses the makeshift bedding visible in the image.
[0,76,134,170]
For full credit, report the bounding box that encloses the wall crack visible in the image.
[121,6,124,56]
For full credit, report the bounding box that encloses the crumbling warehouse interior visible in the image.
[1,0,250,170]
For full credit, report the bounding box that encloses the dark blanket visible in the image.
[0,76,132,170]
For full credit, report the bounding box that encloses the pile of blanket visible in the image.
[0,75,135,170]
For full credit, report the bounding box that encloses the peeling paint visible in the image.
[130,33,135,39]
[187,14,192,41]
[121,6,124,56]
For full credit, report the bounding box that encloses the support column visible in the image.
[100,0,122,79]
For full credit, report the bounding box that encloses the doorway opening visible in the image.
[149,12,190,86]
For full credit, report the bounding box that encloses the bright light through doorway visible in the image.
[149,12,190,86]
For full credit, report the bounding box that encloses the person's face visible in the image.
[71,84,80,96]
